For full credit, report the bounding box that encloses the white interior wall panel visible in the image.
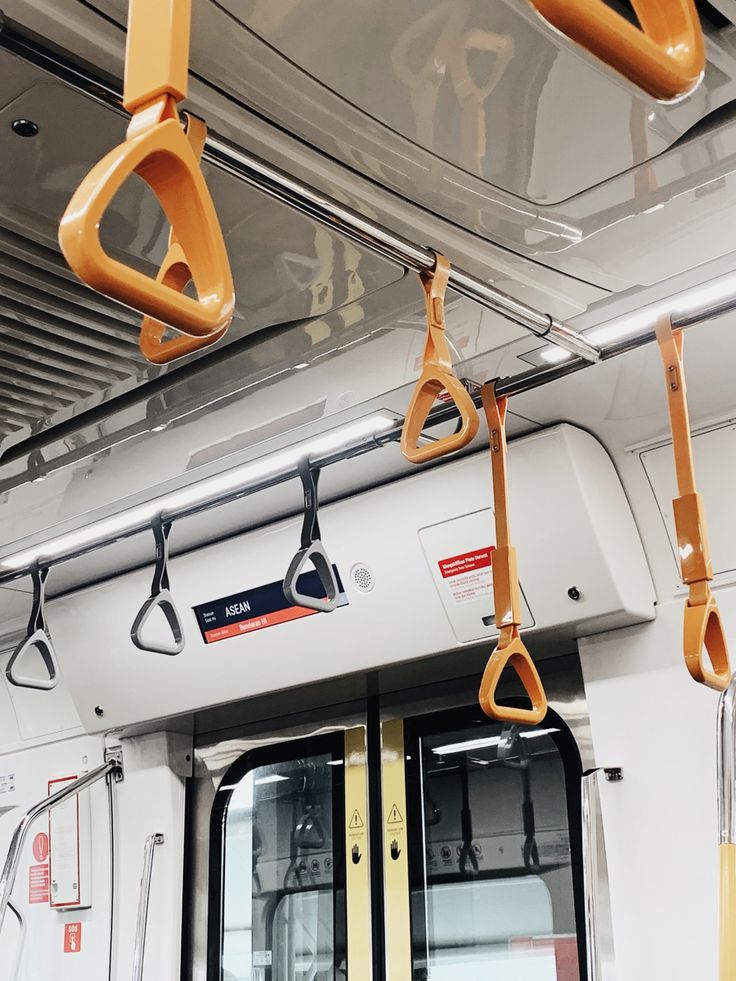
[0,735,109,980]
[43,424,655,732]
[580,595,731,981]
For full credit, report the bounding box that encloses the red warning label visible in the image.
[438,546,495,604]
[438,547,494,579]
[29,863,50,904]
[64,922,82,953]
[32,831,49,863]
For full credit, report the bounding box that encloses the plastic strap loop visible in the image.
[6,563,59,691]
[478,381,547,724]
[139,114,228,364]
[131,516,185,655]
[401,252,479,464]
[59,0,234,343]
[528,0,705,100]
[656,316,731,691]
[283,459,340,614]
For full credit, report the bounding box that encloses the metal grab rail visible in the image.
[0,755,123,934]
[582,767,621,981]
[581,771,602,981]
[132,833,164,981]
[718,675,736,980]
[0,16,598,365]
[8,900,26,981]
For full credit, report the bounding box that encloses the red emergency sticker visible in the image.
[438,547,494,578]
[32,831,49,863]
[29,863,49,904]
[64,922,82,953]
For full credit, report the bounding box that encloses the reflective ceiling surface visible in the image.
[0,0,735,609]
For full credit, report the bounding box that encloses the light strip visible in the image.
[540,273,736,365]
[0,412,397,572]
[432,728,559,755]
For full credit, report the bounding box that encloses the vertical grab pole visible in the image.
[8,901,26,981]
[718,676,736,981]
[131,833,164,981]
[582,771,602,981]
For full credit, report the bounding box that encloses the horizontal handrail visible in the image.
[0,756,123,933]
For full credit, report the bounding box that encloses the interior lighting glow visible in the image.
[540,273,736,365]
[255,774,290,786]
[0,412,397,572]
[432,728,558,756]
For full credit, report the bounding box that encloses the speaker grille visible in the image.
[350,563,375,593]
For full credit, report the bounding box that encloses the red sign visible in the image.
[203,605,321,643]
[29,863,50,904]
[32,831,49,863]
[64,922,82,953]
[438,547,494,579]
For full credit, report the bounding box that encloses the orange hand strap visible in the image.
[139,114,228,364]
[655,316,731,691]
[400,253,479,464]
[528,0,704,100]
[58,0,234,342]
[478,381,547,724]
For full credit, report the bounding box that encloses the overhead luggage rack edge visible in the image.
[0,15,598,364]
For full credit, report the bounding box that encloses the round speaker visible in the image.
[350,563,375,593]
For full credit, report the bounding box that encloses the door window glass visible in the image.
[214,741,345,981]
[407,715,583,981]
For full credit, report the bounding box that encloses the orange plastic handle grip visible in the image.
[139,115,228,364]
[59,99,235,339]
[139,242,228,363]
[479,627,548,725]
[478,381,548,724]
[400,253,479,464]
[656,316,731,692]
[528,0,705,100]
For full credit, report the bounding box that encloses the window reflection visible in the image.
[413,723,580,981]
[221,754,339,981]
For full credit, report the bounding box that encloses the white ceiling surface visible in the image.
[21,0,736,294]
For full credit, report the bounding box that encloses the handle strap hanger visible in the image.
[478,381,547,724]
[655,316,731,691]
[401,252,479,464]
[58,0,234,342]
[131,516,185,655]
[528,0,705,100]
[6,563,59,691]
[139,113,229,364]
[283,458,340,614]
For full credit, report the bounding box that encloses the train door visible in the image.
[189,655,592,981]
[389,706,585,981]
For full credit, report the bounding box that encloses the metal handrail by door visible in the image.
[717,675,736,980]
[131,833,164,981]
[582,767,621,981]
[8,900,26,981]
[0,754,123,933]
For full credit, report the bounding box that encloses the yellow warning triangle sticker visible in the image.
[387,803,403,825]
[349,809,364,830]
